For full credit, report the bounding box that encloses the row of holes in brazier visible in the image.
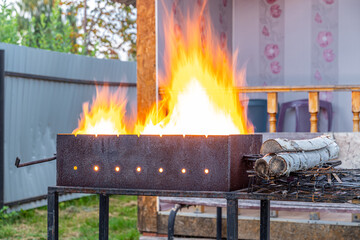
[73,165,210,174]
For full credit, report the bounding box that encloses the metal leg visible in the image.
[216,207,222,240]
[260,200,270,240]
[168,204,183,240]
[226,198,238,240]
[99,194,109,240]
[47,189,58,240]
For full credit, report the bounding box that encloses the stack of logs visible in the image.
[254,135,339,179]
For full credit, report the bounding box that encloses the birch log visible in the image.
[254,155,273,179]
[269,141,339,177]
[260,135,335,154]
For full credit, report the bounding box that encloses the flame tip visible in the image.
[72,4,253,136]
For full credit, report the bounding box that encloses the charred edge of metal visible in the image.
[47,186,355,203]
[4,71,137,88]
[49,186,230,198]
[0,50,4,209]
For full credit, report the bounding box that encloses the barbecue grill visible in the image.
[14,133,360,240]
[56,134,262,191]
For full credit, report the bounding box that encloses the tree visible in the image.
[1,0,137,60]
[20,0,79,54]
[63,0,137,60]
[0,0,20,44]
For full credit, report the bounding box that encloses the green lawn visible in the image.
[0,195,140,239]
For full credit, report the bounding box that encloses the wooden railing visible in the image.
[236,85,360,133]
[159,85,360,133]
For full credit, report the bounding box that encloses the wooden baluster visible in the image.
[308,92,319,133]
[308,92,320,219]
[352,91,360,132]
[267,92,278,133]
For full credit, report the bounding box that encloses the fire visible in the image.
[135,1,253,135]
[72,1,253,136]
[72,87,128,136]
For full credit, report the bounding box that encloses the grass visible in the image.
[0,195,140,239]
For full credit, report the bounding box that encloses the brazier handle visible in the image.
[15,154,56,168]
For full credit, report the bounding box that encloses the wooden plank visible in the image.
[235,85,360,93]
[137,0,156,122]
[159,197,360,213]
[137,196,158,233]
[158,85,360,95]
[136,0,158,234]
[157,213,360,240]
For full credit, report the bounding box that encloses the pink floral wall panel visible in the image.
[311,0,339,90]
[259,0,285,86]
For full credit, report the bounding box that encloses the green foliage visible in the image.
[20,0,79,54]
[0,206,20,223]
[60,0,137,59]
[0,0,136,60]
[0,195,140,239]
[0,0,20,44]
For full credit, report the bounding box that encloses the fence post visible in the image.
[0,50,4,209]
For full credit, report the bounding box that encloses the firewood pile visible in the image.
[254,135,339,178]
[247,136,360,202]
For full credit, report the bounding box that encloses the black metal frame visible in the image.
[47,184,360,240]
[47,186,273,240]
[0,50,4,209]
[260,200,270,240]
[99,194,109,240]
[216,206,222,239]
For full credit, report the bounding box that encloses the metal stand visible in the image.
[47,186,274,240]
[99,194,109,240]
[260,200,270,240]
[226,198,238,240]
[47,191,58,240]
[216,207,222,240]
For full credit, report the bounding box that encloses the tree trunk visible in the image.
[254,155,273,179]
[269,140,339,177]
[255,135,339,178]
[260,135,336,154]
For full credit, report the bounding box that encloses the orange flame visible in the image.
[135,2,253,135]
[72,87,128,135]
[72,1,253,136]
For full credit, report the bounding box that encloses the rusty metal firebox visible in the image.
[56,134,262,191]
